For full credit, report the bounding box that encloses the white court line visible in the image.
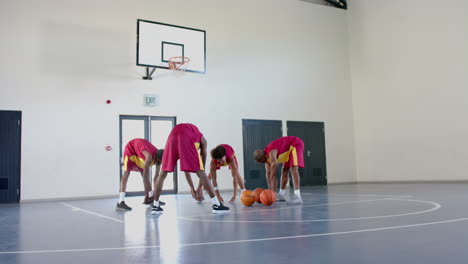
[1,217,468,255]
[125,241,153,247]
[301,193,411,197]
[178,196,412,219]
[59,202,124,224]
[176,198,440,223]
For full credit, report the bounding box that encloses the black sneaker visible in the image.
[151,205,163,215]
[212,203,230,214]
[116,201,132,211]
[159,201,166,206]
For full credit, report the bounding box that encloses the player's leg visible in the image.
[117,170,132,210]
[287,165,303,204]
[195,170,230,213]
[277,166,289,202]
[286,140,304,205]
[152,132,177,213]
[151,170,169,214]
[179,137,228,213]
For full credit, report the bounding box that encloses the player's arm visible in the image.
[141,150,154,197]
[154,163,161,182]
[265,162,271,189]
[229,158,239,203]
[199,136,208,168]
[185,172,201,201]
[142,151,153,181]
[185,172,196,191]
[268,150,278,187]
[210,161,224,203]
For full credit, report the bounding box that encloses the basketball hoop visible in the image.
[168,56,190,71]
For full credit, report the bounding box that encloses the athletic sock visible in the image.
[119,192,125,203]
[279,189,286,196]
[211,197,221,206]
[294,189,301,197]
[148,191,154,197]
[153,200,159,207]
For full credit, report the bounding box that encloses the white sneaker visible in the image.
[277,194,286,202]
[287,194,303,205]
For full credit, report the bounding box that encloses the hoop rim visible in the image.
[168,56,191,70]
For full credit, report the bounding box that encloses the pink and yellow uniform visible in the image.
[265,136,304,168]
[212,144,238,170]
[123,138,158,173]
[162,123,204,173]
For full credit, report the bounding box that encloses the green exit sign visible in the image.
[144,94,159,107]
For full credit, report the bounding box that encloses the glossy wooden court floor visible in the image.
[1,183,468,264]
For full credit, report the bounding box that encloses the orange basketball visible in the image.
[260,189,276,206]
[240,190,256,206]
[253,188,264,203]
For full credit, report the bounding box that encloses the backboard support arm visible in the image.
[142,67,156,80]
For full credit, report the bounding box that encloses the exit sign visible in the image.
[144,94,159,107]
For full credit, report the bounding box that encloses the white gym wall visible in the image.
[0,0,354,200]
[348,0,468,182]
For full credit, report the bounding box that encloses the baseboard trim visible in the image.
[357,180,468,184]
[21,194,118,203]
[327,181,358,185]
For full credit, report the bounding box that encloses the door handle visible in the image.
[307,150,311,157]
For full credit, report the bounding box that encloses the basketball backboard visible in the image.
[137,19,206,74]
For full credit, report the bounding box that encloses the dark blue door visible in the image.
[242,119,282,190]
[287,121,327,186]
[0,111,21,203]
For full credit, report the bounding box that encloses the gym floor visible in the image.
[1,183,468,264]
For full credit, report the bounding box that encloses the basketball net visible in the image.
[168,56,190,71]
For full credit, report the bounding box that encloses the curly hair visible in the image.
[211,145,226,160]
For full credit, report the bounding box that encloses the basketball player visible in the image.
[117,138,164,210]
[151,123,230,214]
[207,144,246,203]
[253,136,305,204]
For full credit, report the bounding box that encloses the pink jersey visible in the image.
[212,144,237,170]
[265,136,304,168]
[123,138,158,172]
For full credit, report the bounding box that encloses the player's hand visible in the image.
[143,195,154,204]
[197,188,205,201]
[217,194,224,204]
[191,188,201,201]
[229,195,236,203]
[196,187,205,201]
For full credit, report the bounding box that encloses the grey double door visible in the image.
[119,115,177,195]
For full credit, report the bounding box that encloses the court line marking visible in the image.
[301,193,411,197]
[1,217,467,255]
[178,196,413,219]
[59,202,124,224]
[176,198,439,223]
